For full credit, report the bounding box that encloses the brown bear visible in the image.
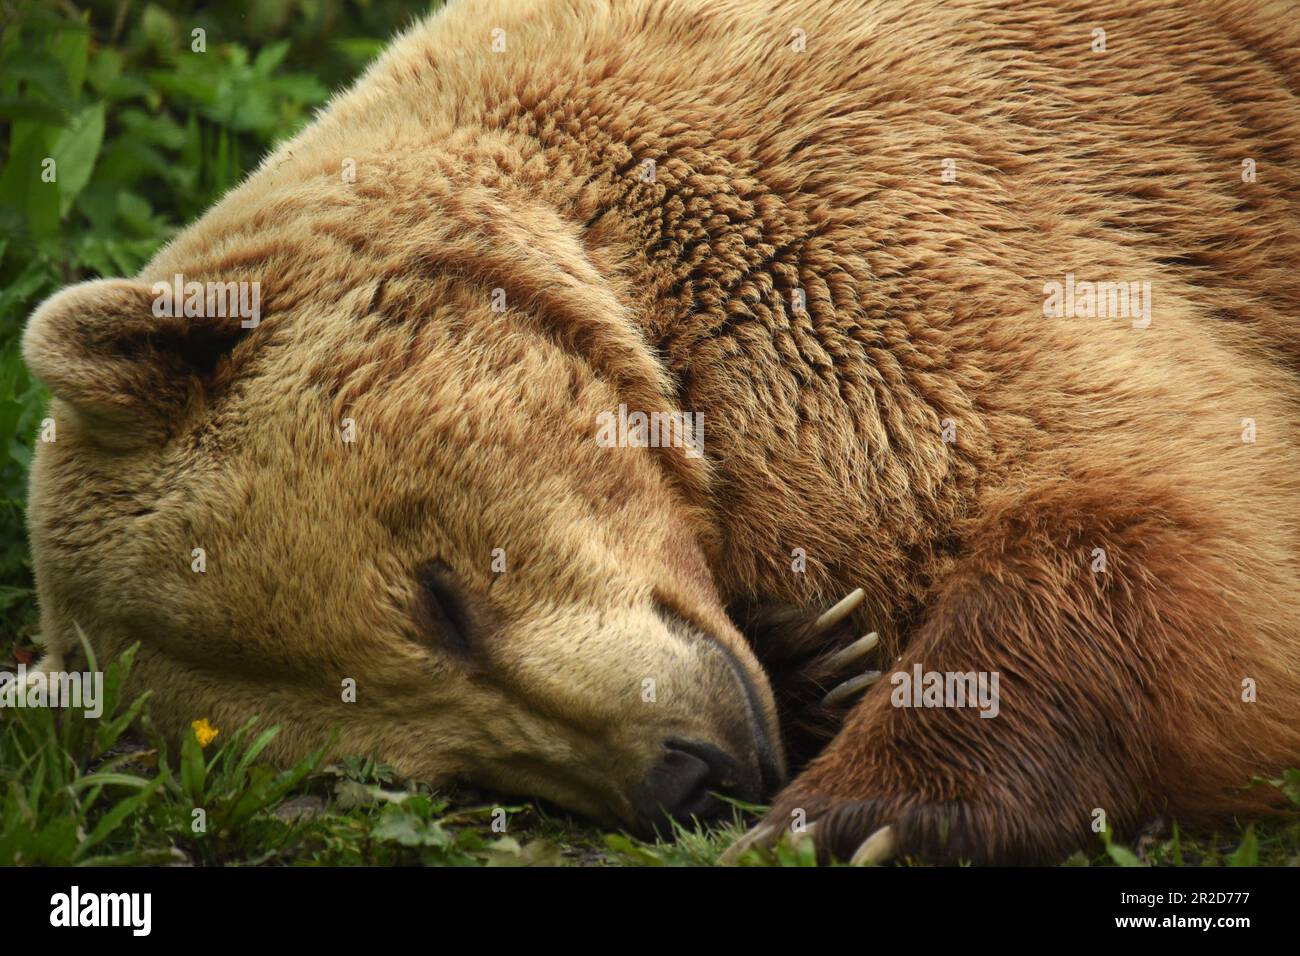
[21,0,1300,865]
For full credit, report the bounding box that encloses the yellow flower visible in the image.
[191,717,219,749]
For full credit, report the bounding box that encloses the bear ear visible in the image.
[23,278,248,438]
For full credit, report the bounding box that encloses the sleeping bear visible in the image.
[21,0,1300,864]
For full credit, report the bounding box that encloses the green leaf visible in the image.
[180,724,207,804]
[140,5,179,53]
[3,50,74,112]
[49,27,91,100]
[52,102,106,216]
[1225,826,1258,867]
[219,734,331,830]
[604,832,668,866]
[33,816,79,863]
[1104,841,1145,867]
[332,39,386,67]
[116,191,154,234]
[253,41,290,75]
[73,772,156,792]
[231,724,280,779]
[72,772,167,862]
[84,46,123,96]
[94,690,151,756]
[0,258,55,316]
[1272,768,1300,806]
[0,121,60,238]
[372,804,452,848]
[0,97,69,123]
[93,643,145,755]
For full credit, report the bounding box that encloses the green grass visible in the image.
[0,635,747,867]
[2,636,1295,867]
[1,0,1297,869]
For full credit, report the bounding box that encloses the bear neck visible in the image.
[489,94,994,617]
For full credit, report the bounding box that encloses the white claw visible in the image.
[821,670,883,707]
[813,588,866,633]
[850,825,897,866]
[824,632,879,672]
[718,822,780,866]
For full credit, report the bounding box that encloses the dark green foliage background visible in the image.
[0,0,427,648]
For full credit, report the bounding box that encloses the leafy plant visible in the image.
[149,716,334,865]
[0,639,168,865]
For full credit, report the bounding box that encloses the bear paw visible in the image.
[733,587,884,770]
[720,794,903,866]
[722,788,1074,866]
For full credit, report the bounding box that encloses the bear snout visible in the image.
[621,625,786,834]
[631,738,765,835]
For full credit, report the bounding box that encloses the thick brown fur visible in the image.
[22,0,1300,863]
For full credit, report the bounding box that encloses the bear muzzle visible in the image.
[632,737,773,836]
[627,634,785,836]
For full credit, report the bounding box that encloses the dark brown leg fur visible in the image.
[756,483,1298,864]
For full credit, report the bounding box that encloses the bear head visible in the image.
[21,138,785,834]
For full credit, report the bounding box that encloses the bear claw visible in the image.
[718,822,780,864]
[849,825,896,866]
[823,631,879,671]
[719,819,822,865]
[821,669,883,707]
[813,587,865,632]
[722,814,897,867]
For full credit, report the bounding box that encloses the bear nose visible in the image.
[632,738,762,834]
